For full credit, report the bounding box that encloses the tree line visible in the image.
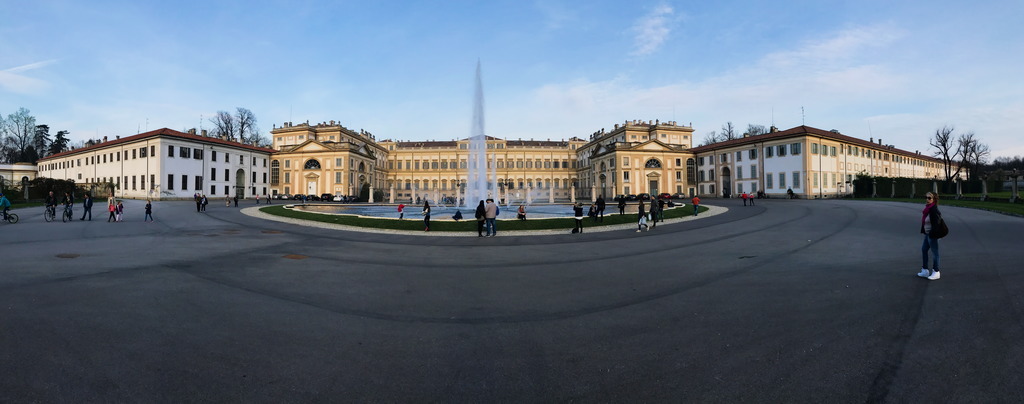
[0,107,71,164]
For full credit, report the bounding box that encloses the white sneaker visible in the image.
[917,269,930,278]
[636,230,641,233]
[927,271,940,280]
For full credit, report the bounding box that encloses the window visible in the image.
[284,172,290,183]
[304,159,321,169]
[271,161,280,185]
[140,147,147,158]
[181,175,188,190]
[737,166,743,179]
[141,175,146,189]
[150,145,155,157]
[211,185,216,195]
[150,175,154,190]
[779,173,786,189]
[749,149,757,160]
[195,176,203,190]
[212,151,217,162]
[736,151,742,161]
[831,146,837,156]
[194,148,203,159]
[644,159,662,168]
[252,157,256,166]
[335,158,343,167]
[767,173,773,189]
[751,165,757,178]
[623,157,629,167]
[132,149,137,159]
[262,173,266,183]
[790,143,801,155]
[792,172,800,187]
[777,145,787,156]
[812,143,819,154]
[132,176,137,190]
[226,153,230,163]
[675,158,681,166]
[167,174,175,190]
[721,153,728,163]
[335,172,341,183]
[225,169,229,181]
[699,170,706,182]
[686,159,696,182]
[623,172,630,182]
[765,147,773,158]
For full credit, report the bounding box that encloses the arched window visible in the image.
[686,158,696,182]
[358,162,366,172]
[645,159,662,168]
[304,159,321,169]
[270,160,280,184]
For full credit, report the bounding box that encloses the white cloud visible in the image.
[630,3,674,56]
[0,60,58,94]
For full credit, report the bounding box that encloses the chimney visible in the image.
[116,136,120,139]
[103,136,108,142]
[878,138,882,145]
[870,137,873,143]
[201,129,208,137]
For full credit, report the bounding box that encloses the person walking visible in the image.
[233,195,239,207]
[115,200,124,222]
[741,192,748,206]
[201,195,208,212]
[691,196,701,216]
[618,198,626,215]
[637,200,649,232]
[484,198,498,237]
[225,195,231,207]
[145,200,154,222]
[80,193,93,220]
[657,198,666,222]
[422,201,431,231]
[397,203,405,220]
[596,196,606,222]
[748,192,755,206]
[266,194,272,204]
[649,199,659,229]
[195,193,202,212]
[918,192,943,280]
[573,202,584,234]
[475,200,486,237]
[107,200,117,222]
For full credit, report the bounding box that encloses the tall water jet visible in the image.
[465,61,490,207]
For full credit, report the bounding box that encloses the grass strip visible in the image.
[260,203,708,232]
[853,197,1024,217]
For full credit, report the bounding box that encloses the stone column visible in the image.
[981,179,988,201]
[368,186,375,203]
[591,185,597,202]
[570,186,576,203]
[549,186,554,204]
[956,179,962,199]
[389,185,395,204]
[890,181,895,198]
[910,182,916,199]
[932,180,938,194]
[871,179,877,198]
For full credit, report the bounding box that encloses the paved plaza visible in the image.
[1,198,1022,402]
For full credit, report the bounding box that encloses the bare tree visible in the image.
[721,122,737,141]
[0,108,37,163]
[700,131,720,146]
[929,125,963,182]
[743,124,767,137]
[235,107,260,144]
[208,110,236,140]
[957,132,989,180]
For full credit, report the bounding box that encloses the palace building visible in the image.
[36,128,274,200]
[270,120,945,202]
[33,120,946,202]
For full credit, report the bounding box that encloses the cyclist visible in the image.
[0,192,10,221]
[44,191,57,217]
[62,191,74,218]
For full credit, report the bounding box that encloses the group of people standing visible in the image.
[39,190,152,223]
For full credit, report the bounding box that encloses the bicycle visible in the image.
[62,205,73,222]
[44,205,55,222]
[2,211,17,224]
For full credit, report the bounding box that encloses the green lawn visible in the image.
[854,197,1024,216]
[260,203,707,232]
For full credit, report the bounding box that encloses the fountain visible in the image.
[463,61,495,208]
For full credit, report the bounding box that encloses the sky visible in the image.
[2,0,1023,159]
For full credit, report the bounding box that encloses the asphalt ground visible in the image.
[1,197,1021,403]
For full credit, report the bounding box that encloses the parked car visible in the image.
[672,193,687,199]
[320,193,334,202]
[614,194,626,202]
[638,193,652,201]
[333,194,346,202]
[658,193,672,200]
[277,193,292,200]
[625,194,638,201]
[306,194,321,201]
[292,194,305,200]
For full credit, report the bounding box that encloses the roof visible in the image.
[39,128,277,162]
[689,125,943,163]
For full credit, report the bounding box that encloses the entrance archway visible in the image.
[721,167,732,198]
[235,169,245,199]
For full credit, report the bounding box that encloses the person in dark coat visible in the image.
[618,198,626,215]
[79,193,93,220]
[918,192,943,280]
[596,196,606,222]
[475,200,487,237]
